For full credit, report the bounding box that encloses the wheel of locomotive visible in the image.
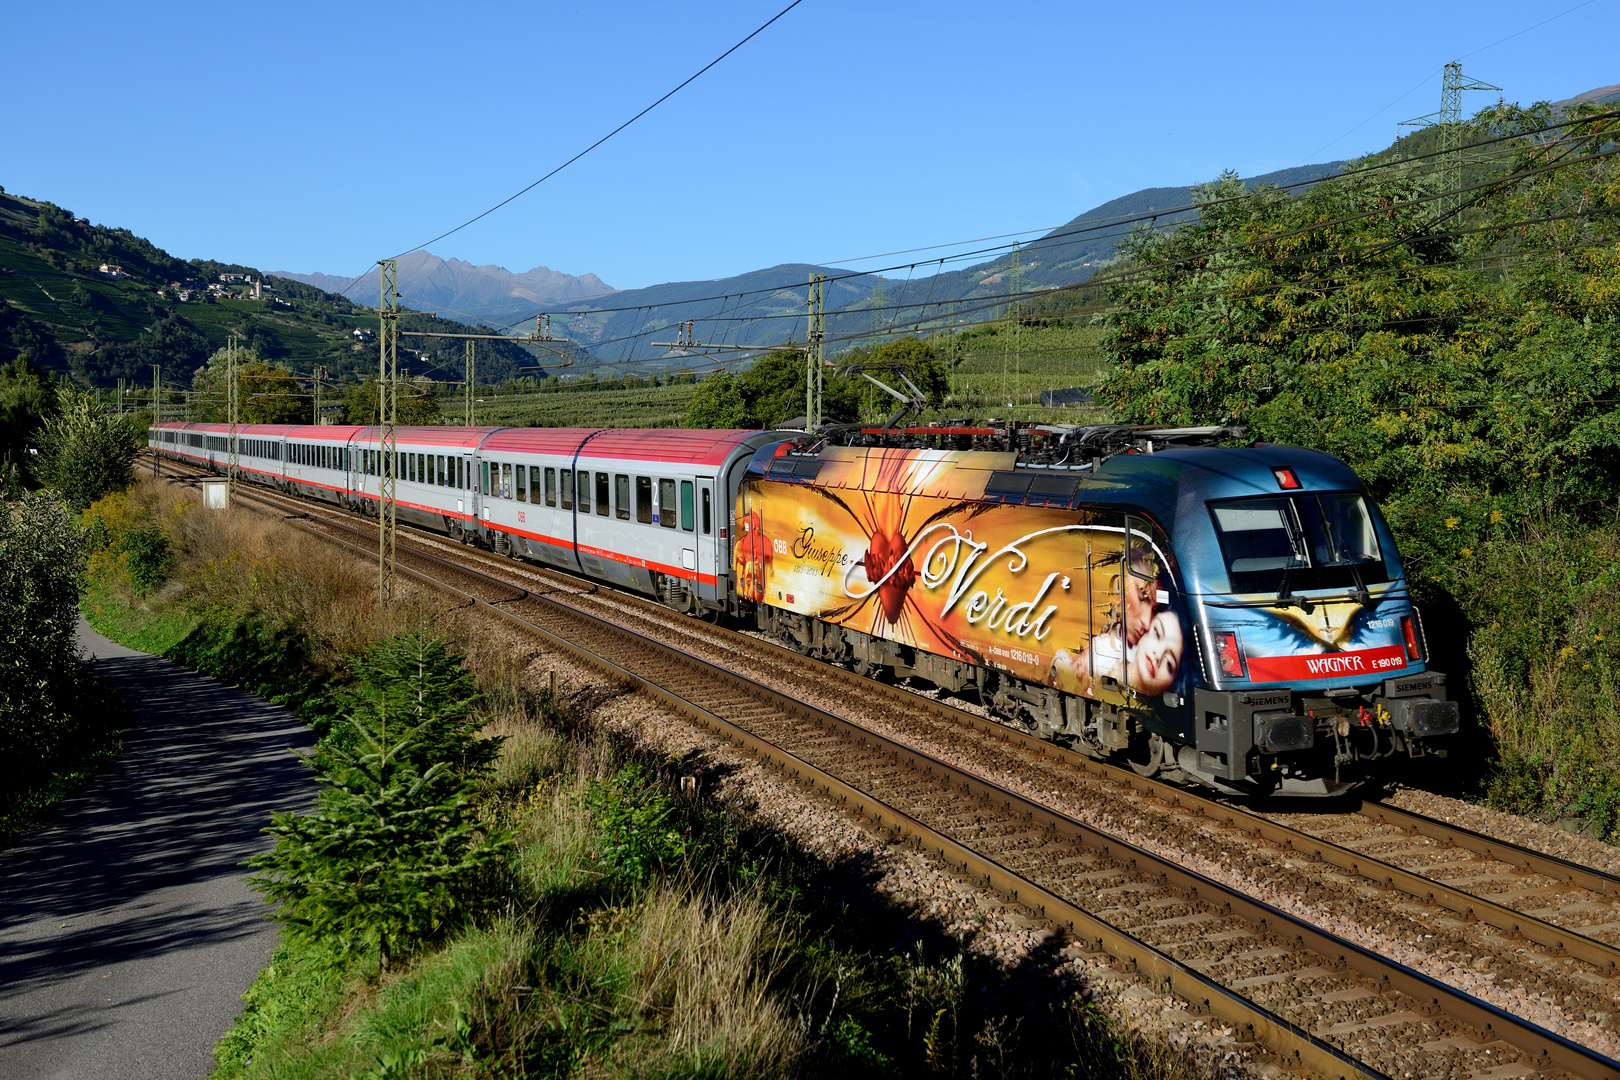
[1126,731,1165,778]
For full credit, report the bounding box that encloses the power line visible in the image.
[476,109,1614,330]
[333,0,805,299]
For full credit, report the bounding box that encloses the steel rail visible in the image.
[153,453,1620,978]
[152,453,1620,981]
[1355,801,1620,898]
[167,461,1620,1080]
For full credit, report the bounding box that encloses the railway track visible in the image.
[155,458,1620,1080]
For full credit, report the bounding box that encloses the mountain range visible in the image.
[261,78,1620,370]
[271,252,614,318]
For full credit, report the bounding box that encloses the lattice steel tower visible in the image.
[1401,62,1500,216]
[378,260,400,603]
[806,273,827,432]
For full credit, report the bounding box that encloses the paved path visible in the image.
[0,619,316,1080]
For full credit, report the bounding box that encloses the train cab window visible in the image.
[1127,520,1159,580]
[701,488,712,534]
[516,464,528,502]
[595,473,609,517]
[1208,494,1388,594]
[544,468,556,506]
[560,469,573,510]
[576,471,590,514]
[679,481,694,532]
[658,479,677,528]
[615,474,630,520]
[635,477,652,524]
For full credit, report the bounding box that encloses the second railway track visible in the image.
[157,459,1620,1080]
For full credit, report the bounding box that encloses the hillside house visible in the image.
[97,263,123,277]
[352,328,375,343]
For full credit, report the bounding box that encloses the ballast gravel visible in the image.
[438,600,1270,1078]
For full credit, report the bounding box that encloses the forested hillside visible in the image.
[0,189,581,396]
[1093,101,1620,826]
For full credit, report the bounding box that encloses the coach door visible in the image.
[695,478,718,599]
[460,453,473,520]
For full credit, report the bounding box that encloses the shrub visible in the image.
[35,389,143,511]
[0,491,117,829]
[248,633,511,971]
[584,762,688,885]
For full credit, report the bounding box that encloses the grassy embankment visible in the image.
[80,475,1202,1079]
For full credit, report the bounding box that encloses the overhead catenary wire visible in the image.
[462,109,1617,330]
[327,0,806,299]
[306,108,1617,387]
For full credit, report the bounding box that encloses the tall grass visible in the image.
[82,473,1210,1078]
[1462,520,1620,832]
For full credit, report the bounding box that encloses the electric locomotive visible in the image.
[733,422,1457,798]
[150,418,1455,797]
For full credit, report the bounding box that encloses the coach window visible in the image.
[544,467,556,506]
[575,470,590,514]
[636,476,653,525]
[658,479,677,529]
[419,453,428,483]
[680,481,694,532]
[499,462,511,498]
[701,488,712,534]
[615,474,630,520]
[560,468,573,510]
[516,464,528,502]
[595,472,609,517]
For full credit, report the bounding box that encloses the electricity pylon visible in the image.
[805,273,826,433]
[226,334,240,495]
[1401,62,1500,217]
[465,339,475,425]
[152,365,161,475]
[378,259,400,603]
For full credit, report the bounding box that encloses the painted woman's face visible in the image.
[1132,611,1183,695]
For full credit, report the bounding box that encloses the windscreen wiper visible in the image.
[1275,559,1310,611]
[1317,505,1372,605]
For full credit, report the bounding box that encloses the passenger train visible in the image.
[151,419,1458,798]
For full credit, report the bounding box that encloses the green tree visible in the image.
[683,352,862,429]
[248,633,508,971]
[859,337,952,401]
[343,377,442,426]
[190,346,311,424]
[0,492,96,801]
[684,370,747,428]
[0,356,57,492]
[35,389,143,510]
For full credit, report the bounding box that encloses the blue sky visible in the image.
[5,0,1615,293]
